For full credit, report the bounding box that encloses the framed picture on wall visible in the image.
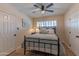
[22,18,26,28]
[22,18,29,29]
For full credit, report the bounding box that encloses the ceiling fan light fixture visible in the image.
[35,8,41,11]
[41,11,45,14]
[32,8,41,12]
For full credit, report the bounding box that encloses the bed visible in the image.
[23,27,60,56]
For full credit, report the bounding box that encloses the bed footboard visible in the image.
[23,36,60,56]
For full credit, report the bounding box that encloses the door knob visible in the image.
[14,34,16,36]
[69,32,71,34]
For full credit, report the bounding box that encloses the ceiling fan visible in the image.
[32,3,54,14]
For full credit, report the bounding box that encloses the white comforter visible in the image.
[26,33,58,40]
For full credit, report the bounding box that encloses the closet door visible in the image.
[7,15,17,50]
[70,15,76,51]
[0,11,22,52]
[69,13,79,55]
[72,14,79,55]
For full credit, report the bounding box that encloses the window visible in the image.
[37,20,57,27]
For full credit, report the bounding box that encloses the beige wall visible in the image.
[32,15,65,41]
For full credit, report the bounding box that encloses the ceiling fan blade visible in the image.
[45,10,54,12]
[34,4,40,8]
[46,3,53,8]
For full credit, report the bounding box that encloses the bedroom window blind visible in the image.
[37,20,57,27]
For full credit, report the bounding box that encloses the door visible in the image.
[72,13,79,55]
[0,11,22,53]
[68,13,79,55]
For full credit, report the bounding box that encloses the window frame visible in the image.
[37,20,57,28]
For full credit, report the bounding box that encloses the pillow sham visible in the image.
[47,28,55,34]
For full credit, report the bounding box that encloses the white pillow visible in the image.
[40,28,47,33]
[47,28,55,34]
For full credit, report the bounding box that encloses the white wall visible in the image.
[16,16,32,48]
[64,4,79,55]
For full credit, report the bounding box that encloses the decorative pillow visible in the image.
[39,28,48,34]
[47,28,55,34]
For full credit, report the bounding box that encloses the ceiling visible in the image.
[10,3,73,18]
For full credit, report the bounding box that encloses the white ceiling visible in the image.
[10,3,73,17]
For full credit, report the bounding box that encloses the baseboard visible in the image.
[7,45,21,56]
[62,41,76,56]
[0,45,21,56]
[0,48,16,56]
[7,50,16,56]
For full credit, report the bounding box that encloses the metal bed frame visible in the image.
[23,35,60,56]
